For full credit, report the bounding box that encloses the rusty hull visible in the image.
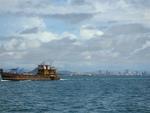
[1,72,60,81]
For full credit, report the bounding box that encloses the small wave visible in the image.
[19,80,32,82]
[60,79,68,81]
[1,79,10,81]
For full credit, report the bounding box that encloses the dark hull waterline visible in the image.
[1,73,60,81]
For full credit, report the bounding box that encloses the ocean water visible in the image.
[0,75,150,113]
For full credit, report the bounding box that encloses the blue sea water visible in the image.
[0,75,150,113]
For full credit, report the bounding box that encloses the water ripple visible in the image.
[0,76,150,113]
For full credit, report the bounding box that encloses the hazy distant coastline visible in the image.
[58,70,149,76]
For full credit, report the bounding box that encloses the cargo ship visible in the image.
[0,64,60,80]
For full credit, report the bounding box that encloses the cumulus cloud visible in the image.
[80,25,104,40]
[1,21,150,69]
[0,17,60,61]
[20,17,46,30]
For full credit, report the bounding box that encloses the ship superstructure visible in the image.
[0,64,60,80]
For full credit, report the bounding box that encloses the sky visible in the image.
[0,0,150,72]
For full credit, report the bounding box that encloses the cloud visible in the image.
[77,23,150,64]
[1,21,150,69]
[68,0,87,5]
[0,0,98,23]
[20,27,39,34]
[80,25,104,40]
[0,0,150,71]
[20,17,46,30]
[127,0,150,9]
[0,17,59,60]
[0,0,148,25]
[48,12,98,23]
[106,23,150,35]
[132,41,150,55]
